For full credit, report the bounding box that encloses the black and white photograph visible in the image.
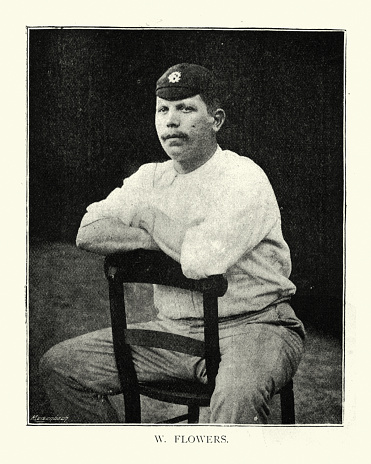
[27,27,344,427]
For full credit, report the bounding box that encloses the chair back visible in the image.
[104,249,228,422]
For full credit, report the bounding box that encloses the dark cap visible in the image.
[156,63,217,101]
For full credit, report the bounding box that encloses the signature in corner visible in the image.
[30,414,69,423]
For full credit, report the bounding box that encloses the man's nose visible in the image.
[166,110,180,127]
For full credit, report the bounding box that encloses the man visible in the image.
[40,63,305,424]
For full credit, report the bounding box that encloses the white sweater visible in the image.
[84,146,296,319]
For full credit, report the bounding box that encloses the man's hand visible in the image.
[76,216,159,255]
[131,205,156,235]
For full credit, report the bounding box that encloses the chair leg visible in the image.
[188,405,200,423]
[280,380,295,424]
[123,391,141,423]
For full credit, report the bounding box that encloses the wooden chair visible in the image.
[104,249,296,424]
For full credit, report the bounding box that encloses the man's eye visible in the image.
[182,107,194,112]
[158,107,168,113]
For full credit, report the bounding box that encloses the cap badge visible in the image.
[168,71,182,83]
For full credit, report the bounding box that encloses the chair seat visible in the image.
[139,381,211,406]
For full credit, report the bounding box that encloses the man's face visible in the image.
[155,94,217,169]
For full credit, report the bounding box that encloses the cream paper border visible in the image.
[3,1,370,462]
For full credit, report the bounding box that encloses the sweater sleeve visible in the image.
[179,169,280,279]
[82,164,155,226]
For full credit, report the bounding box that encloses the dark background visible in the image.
[29,28,344,337]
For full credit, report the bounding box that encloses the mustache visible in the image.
[161,132,188,141]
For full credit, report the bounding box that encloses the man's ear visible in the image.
[212,108,226,132]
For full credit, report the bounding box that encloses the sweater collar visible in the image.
[172,145,223,178]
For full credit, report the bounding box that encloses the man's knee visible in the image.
[39,340,72,380]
